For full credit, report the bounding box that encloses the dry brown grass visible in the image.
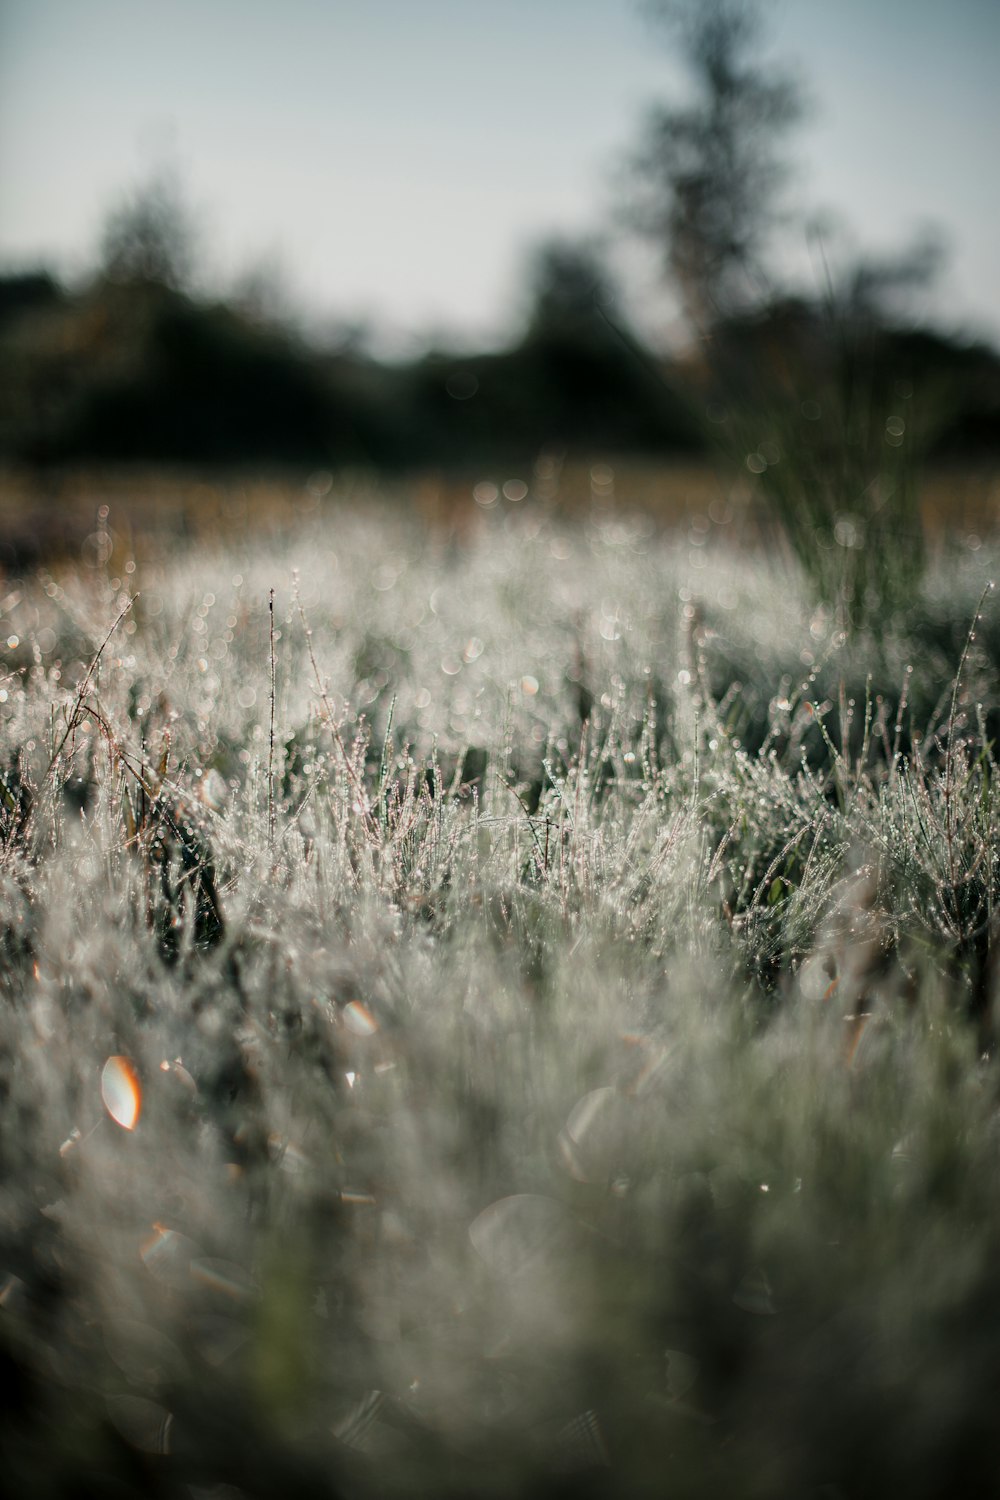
[0,456,997,574]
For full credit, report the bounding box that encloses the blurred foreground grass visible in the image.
[3,481,1000,1496]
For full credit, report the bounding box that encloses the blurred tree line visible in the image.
[0,1,997,475]
[0,172,698,469]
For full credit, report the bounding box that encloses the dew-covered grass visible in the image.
[3,492,1000,1498]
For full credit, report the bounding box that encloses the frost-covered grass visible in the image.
[3,495,1000,1498]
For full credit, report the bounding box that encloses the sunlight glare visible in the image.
[101,1055,142,1130]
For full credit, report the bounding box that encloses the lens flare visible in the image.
[342,1000,379,1037]
[101,1055,142,1130]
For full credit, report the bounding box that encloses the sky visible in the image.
[1,0,997,351]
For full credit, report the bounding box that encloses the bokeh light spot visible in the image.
[101,1055,142,1130]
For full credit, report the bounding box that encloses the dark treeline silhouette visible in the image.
[0,235,700,470]
[1,1,997,477]
[1,243,995,474]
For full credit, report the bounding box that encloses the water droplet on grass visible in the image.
[190,1257,256,1303]
[733,1267,775,1315]
[469,1194,574,1278]
[140,1224,200,1287]
[106,1395,173,1455]
[342,1001,379,1037]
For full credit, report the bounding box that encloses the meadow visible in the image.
[3,475,1000,1498]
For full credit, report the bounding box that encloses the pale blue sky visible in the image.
[1,0,996,349]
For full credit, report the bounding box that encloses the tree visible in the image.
[98,167,199,292]
[628,0,802,330]
[512,236,697,452]
[522,238,619,341]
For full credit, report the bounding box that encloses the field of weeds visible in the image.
[4,488,1000,1497]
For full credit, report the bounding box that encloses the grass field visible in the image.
[3,479,1000,1497]
[2,458,998,569]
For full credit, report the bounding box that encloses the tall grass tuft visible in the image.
[694,297,952,632]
